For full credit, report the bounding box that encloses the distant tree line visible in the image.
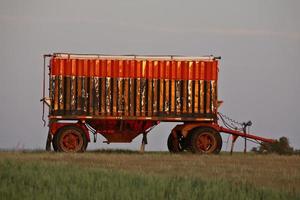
[251,137,300,155]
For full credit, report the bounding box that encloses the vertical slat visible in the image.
[101,78,106,115]
[106,78,112,115]
[159,62,165,113]
[159,79,164,113]
[118,78,124,115]
[170,80,175,114]
[130,78,135,116]
[182,80,187,114]
[49,75,54,114]
[211,80,216,113]
[124,78,129,116]
[194,80,199,113]
[70,77,76,111]
[188,80,193,113]
[136,78,141,116]
[147,79,153,116]
[141,79,146,116]
[153,79,158,115]
[165,79,170,113]
[175,80,181,114]
[164,61,170,113]
[206,81,211,114]
[65,77,71,112]
[200,80,204,113]
[94,77,99,115]
[112,77,118,115]
[59,75,64,112]
[89,77,93,115]
[83,77,88,113]
[77,77,82,112]
[54,76,59,111]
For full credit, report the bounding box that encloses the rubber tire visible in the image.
[189,127,222,154]
[167,133,185,153]
[52,126,88,153]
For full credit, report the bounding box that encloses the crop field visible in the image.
[0,151,299,200]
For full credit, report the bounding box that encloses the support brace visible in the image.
[45,130,52,151]
[230,135,239,155]
[140,133,148,153]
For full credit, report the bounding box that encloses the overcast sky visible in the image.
[0,0,299,151]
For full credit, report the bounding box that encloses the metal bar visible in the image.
[118,78,124,115]
[136,78,141,116]
[159,79,164,113]
[41,55,47,126]
[194,80,199,113]
[182,80,187,113]
[49,115,215,122]
[112,78,118,115]
[175,80,181,114]
[65,77,71,112]
[188,80,193,113]
[141,79,147,116]
[219,126,276,143]
[94,77,99,115]
[206,81,211,114]
[200,80,204,113]
[170,80,175,113]
[59,75,64,112]
[106,78,112,115]
[83,77,88,113]
[153,79,158,115]
[165,79,170,113]
[53,53,218,61]
[147,79,153,116]
[130,79,135,116]
[100,78,106,115]
[124,78,129,116]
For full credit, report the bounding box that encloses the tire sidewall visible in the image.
[53,126,88,153]
[190,127,222,154]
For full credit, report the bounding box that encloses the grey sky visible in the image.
[0,0,299,151]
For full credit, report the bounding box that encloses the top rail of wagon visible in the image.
[48,53,221,61]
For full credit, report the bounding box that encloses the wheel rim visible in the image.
[59,129,83,152]
[195,132,216,152]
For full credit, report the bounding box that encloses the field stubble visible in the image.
[0,151,299,200]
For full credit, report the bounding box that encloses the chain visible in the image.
[218,112,244,131]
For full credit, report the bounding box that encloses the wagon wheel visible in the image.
[53,126,88,153]
[190,128,222,154]
[167,133,186,153]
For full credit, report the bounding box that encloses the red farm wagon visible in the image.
[41,53,275,153]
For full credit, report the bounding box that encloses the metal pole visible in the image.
[244,129,247,154]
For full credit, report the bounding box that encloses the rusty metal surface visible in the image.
[49,54,219,122]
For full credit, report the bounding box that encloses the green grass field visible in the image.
[0,151,299,200]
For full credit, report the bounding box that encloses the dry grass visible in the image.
[0,151,299,194]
